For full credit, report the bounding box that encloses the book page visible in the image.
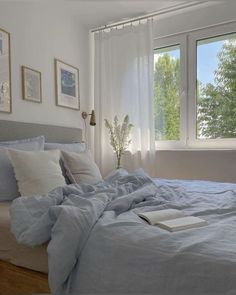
[138,209,185,225]
[157,216,207,232]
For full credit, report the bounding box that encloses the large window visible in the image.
[154,23,236,149]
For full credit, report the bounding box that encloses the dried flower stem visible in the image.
[104,115,133,169]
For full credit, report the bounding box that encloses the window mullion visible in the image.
[187,33,197,147]
[180,35,188,147]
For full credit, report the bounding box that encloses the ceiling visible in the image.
[0,0,219,29]
[69,1,188,28]
[66,0,209,29]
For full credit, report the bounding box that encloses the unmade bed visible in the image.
[1,120,236,295]
[10,171,236,295]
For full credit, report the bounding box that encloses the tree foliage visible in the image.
[198,40,236,138]
[153,53,180,140]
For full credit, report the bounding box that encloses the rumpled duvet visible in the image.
[10,169,236,295]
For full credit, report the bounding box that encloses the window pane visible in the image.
[197,33,236,139]
[154,45,180,141]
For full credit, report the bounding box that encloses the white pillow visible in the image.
[0,136,45,201]
[61,150,102,185]
[7,149,66,196]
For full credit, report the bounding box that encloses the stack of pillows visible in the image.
[0,136,102,201]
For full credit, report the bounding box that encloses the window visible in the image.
[196,33,236,139]
[154,22,236,149]
[153,35,187,149]
[154,45,180,141]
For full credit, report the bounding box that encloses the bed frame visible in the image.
[0,120,82,143]
[0,120,83,295]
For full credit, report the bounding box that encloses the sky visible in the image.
[154,40,225,86]
[197,40,223,85]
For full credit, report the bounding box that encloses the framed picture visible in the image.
[0,28,11,113]
[22,66,42,103]
[55,59,80,110]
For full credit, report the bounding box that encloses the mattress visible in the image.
[0,201,48,273]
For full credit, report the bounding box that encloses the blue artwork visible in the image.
[61,69,76,97]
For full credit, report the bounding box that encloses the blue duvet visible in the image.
[10,170,236,295]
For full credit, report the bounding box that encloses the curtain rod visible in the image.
[91,1,206,33]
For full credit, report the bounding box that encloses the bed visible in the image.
[9,172,236,295]
[1,120,236,295]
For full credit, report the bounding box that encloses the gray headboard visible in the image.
[0,120,83,143]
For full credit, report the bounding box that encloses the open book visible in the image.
[138,209,207,232]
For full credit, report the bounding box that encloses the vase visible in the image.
[116,156,121,169]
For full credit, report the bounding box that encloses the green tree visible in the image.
[154,53,180,140]
[198,40,236,138]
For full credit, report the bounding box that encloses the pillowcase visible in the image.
[61,150,102,185]
[0,136,45,201]
[7,149,66,197]
[0,136,45,150]
[44,142,86,153]
[44,142,86,184]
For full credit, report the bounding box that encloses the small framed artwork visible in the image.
[0,28,11,113]
[55,59,80,110]
[22,66,42,103]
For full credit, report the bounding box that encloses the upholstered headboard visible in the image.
[0,120,83,143]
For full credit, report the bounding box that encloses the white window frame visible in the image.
[154,35,187,149]
[188,22,236,149]
[154,22,236,150]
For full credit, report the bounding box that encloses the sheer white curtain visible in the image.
[94,20,156,176]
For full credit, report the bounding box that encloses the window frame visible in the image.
[153,35,187,149]
[154,22,236,150]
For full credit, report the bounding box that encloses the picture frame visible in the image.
[54,59,80,110]
[0,28,11,113]
[22,66,42,103]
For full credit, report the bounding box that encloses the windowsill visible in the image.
[155,148,236,151]
[155,139,236,150]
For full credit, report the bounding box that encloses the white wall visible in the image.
[0,2,90,129]
[156,150,236,183]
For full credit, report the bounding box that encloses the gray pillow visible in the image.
[0,136,45,201]
[44,142,86,184]
[61,150,102,185]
